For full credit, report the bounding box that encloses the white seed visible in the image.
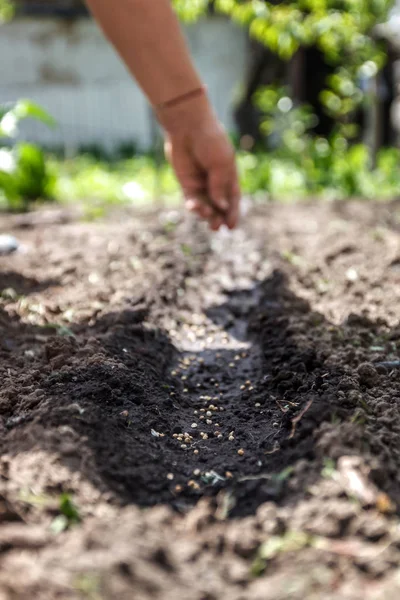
[206,419,212,425]
[167,473,174,480]
[206,411,212,417]
[191,423,198,429]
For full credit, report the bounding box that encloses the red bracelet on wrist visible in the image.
[156,85,207,110]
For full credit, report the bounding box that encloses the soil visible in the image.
[1,200,400,599]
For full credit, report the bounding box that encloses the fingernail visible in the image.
[219,199,229,211]
[186,199,197,211]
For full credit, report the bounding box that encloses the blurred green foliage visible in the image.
[174,0,392,132]
[0,0,13,22]
[49,146,400,212]
[0,100,56,210]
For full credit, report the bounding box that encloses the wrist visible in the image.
[156,92,216,136]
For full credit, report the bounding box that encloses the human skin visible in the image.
[85,0,240,230]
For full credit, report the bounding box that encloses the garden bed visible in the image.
[1,200,400,599]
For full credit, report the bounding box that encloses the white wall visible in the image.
[0,16,247,153]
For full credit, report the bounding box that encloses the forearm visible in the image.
[85,0,203,107]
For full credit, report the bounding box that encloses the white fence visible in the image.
[0,16,247,153]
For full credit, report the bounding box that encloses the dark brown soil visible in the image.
[1,200,400,599]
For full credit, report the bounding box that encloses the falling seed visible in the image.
[346,267,358,282]
[238,448,245,456]
[191,423,198,429]
[167,473,174,480]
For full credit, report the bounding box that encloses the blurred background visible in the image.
[1,0,400,214]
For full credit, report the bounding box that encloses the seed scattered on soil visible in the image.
[191,423,198,429]
[167,473,174,480]
[238,449,245,456]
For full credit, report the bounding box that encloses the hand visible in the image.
[158,96,240,230]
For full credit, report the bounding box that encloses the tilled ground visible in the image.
[1,201,400,599]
